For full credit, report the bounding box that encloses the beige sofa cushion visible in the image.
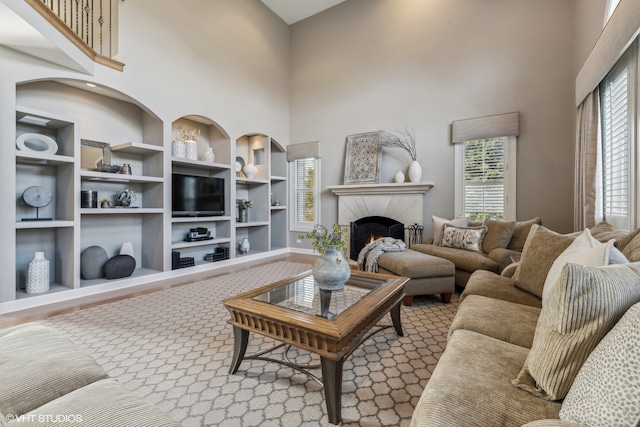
[8,378,182,427]
[482,219,516,253]
[411,244,498,273]
[410,329,561,427]
[512,262,640,401]
[622,232,640,262]
[514,225,577,298]
[461,270,542,308]
[449,294,540,348]
[589,221,629,243]
[559,302,640,427]
[0,324,109,417]
[507,217,542,251]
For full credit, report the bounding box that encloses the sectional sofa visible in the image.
[0,324,181,427]
[410,222,640,426]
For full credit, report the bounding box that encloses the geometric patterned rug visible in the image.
[37,262,459,426]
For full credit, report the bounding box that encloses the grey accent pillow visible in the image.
[512,262,640,401]
[441,224,488,253]
[482,219,516,253]
[507,217,542,251]
[560,302,640,426]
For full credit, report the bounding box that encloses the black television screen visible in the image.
[172,173,225,217]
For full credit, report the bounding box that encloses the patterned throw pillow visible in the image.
[441,224,488,253]
[560,302,640,426]
[512,262,640,401]
[432,215,469,246]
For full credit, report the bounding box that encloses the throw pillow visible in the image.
[513,225,577,298]
[541,229,612,301]
[482,219,516,253]
[560,302,640,427]
[589,221,625,241]
[441,224,488,253]
[432,215,469,246]
[622,232,640,262]
[507,217,542,251]
[512,262,640,401]
[614,227,640,251]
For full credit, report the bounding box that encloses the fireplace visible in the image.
[350,216,404,260]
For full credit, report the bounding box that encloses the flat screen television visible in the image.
[172,173,225,217]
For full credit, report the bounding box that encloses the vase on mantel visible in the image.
[312,245,351,291]
[394,170,405,183]
[408,160,422,182]
[26,252,49,294]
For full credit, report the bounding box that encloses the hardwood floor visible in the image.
[0,253,317,330]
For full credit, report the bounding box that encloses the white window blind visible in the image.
[600,52,631,230]
[290,157,320,231]
[462,138,506,221]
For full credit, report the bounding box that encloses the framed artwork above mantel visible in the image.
[343,131,382,185]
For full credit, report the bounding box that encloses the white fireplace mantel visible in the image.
[327,181,435,229]
[327,182,434,196]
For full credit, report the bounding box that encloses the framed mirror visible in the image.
[80,139,113,171]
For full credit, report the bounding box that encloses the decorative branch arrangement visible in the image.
[380,128,417,161]
[179,126,200,142]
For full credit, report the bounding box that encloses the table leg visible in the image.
[390,301,403,336]
[229,326,249,374]
[320,356,344,425]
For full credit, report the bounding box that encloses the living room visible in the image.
[1,0,638,425]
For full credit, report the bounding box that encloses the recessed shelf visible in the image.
[270,175,287,181]
[172,157,231,171]
[16,283,72,299]
[171,237,232,249]
[111,141,163,154]
[235,221,269,228]
[80,208,164,214]
[171,216,232,223]
[16,220,75,229]
[80,171,164,183]
[79,268,161,288]
[236,177,269,185]
[16,152,74,165]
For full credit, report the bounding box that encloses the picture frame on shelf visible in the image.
[343,131,382,185]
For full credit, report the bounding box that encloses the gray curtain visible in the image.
[574,87,600,231]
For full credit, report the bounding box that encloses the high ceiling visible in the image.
[260,0,347,25]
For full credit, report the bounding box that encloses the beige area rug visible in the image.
[38,262,459,426]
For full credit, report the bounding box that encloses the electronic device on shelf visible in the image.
[172,173,225,217]
[184,227,213,242]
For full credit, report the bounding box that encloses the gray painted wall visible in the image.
[288,0,606,247]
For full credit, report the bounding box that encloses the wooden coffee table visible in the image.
[222,270,408,424]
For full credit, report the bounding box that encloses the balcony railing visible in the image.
[26,0,123,71]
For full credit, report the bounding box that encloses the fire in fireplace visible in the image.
[350,216,404,260]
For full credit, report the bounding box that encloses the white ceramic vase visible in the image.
[204,147,215,163]
[239,238,250,254]
[185,140,198,160]
[171,140,186,158]
[242,163,258,179]
[120,241,134,258]
[27,252,49,294]
[394,170,405,183]
[312,246,351,291]
[408,160,422,182]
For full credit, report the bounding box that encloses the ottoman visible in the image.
[377,249,455,305]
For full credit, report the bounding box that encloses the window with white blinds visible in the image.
[599,47,634,230]
[290,157,320,232]
[462,138,506,221]
[460,138,509,221]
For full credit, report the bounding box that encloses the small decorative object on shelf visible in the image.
[81,190,98,208]
[242,163,258,179]
[237,199,252,223]
[120,241,134,257]
[381,128,422,182]
[394,170,405,183]
[239,237,251,255]
[205,246,229,262]
[100,199,111,208]
[179,126,200,160]
[205,147,215,163]
[21,185,53,221]
[172,140,186,158]
[185,140,198,160]
[80,246,108,280]
[184,227,213,242]
[119,163,132,175]
[26,252,49,294]
[115,188,136,208]
[299,224,351,291]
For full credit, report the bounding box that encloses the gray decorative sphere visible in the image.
[80,246,108,280]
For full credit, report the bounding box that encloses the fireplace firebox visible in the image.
[350,216,404,260]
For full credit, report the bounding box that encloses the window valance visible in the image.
[286,141,320,161]
[451,112,520,143]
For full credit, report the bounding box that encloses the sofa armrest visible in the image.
[487,248,522,272]
[501,262,519,278]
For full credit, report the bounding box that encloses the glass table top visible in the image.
[251,274,389,320]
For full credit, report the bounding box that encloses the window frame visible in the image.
[454,135,517,221]
[289,157,321,233]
